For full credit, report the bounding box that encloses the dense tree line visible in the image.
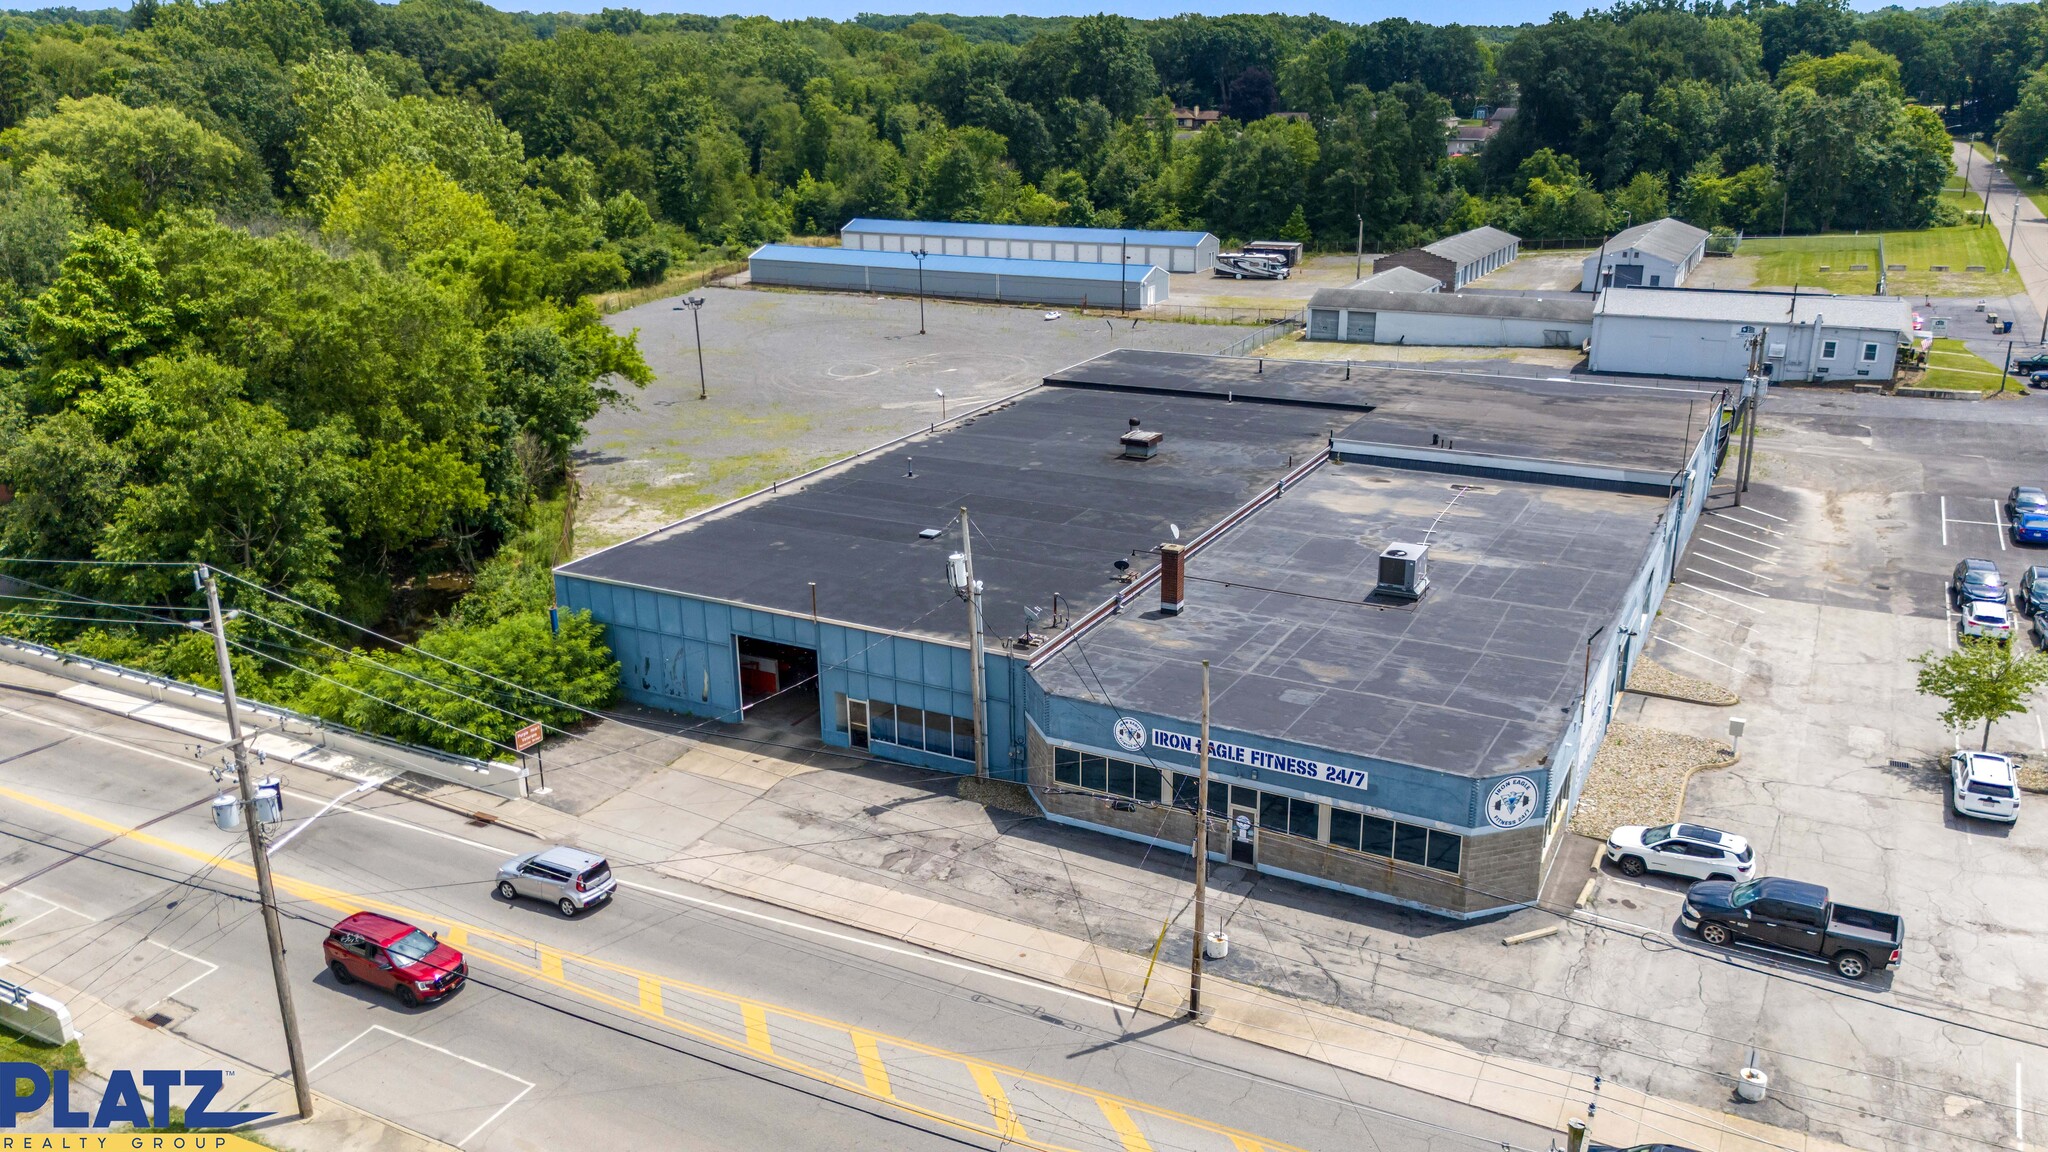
[0,0,2024,752]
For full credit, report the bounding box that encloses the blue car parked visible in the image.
[2017,513,2048,546]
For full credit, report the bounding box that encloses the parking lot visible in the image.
[583,286,1233,552]
[1600,390,2048,1152]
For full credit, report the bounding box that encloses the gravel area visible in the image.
[1623,657,1738,706]
[2004,751,2048,794]
[1569,722,1737,841]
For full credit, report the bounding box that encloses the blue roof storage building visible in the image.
[748,243,1169,309]
[840,218,1219,274]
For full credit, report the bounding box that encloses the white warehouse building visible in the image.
[1305,288,1592,348]
[1581,218,1711,292]
[840,219,1219,274]
[1589,288,1912,382]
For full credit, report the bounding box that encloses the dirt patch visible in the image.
[2003,751,2048,794]
[1624,657,1738,706]
[1570,722,1737,841]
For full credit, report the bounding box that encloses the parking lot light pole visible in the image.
[911,249,928,335]
[674,297,707,401]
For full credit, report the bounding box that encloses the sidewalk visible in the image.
[0,663,1874,1152]
[9,963,450,1150]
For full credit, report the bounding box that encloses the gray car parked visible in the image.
[496,846,616,917]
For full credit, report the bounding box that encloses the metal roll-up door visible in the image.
[1345,311,1377,343]
[1309,309,1340,340]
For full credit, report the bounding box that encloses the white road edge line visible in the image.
[142,939,220,1010]
[5,689,1131,1014]
[331,807,1127,1011]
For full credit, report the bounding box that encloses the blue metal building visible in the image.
[555,352,1730,918]
[749,244,1169,309]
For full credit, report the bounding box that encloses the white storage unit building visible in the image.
[1305,288,1592,347]
[1373,226,1520,290]
[1581,218,1711,292]
[840,219,1219,274]
[1347,267,1443,293]
[1588,288,1912,382]
[749,244,1169,309]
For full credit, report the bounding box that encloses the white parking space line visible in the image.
[1689,585,1762,610]
[1710,513,1788,538]
[1699,522,1781,551]
[1687,568,1766,595]
[1696,536,1777,566]
[1654,638,1737,670]
[141,940,219,1009]
[1665,597,1746,627]
[1942,496,1950,547]
[1943,581,1956,651]
[1742,505,1789,522]
[1661,615,1715,638]
[1996,499,2011,551]
[309,1024,535,1149]
[1692,553,1769,581]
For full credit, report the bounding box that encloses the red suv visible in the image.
[323,912,466,1007]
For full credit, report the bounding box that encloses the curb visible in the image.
[1622,686,1740,707]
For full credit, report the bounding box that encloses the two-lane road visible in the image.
[0,686,1554,1152]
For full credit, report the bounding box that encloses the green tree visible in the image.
[0,167,76,293]
[1914,640,2048,750]
[1776,44,1903,99]
[1,96,260,229]
[323,159,513,269]
[2001,68,2048,178]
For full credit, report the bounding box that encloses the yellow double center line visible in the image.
[0,783,1303,1152]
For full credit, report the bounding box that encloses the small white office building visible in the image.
[1588,288,1912,382]
[840,219,1219,274]
[1581,218,1711,292]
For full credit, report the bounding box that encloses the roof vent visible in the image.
[1120,417,1163,460]
[1375,543,1430,601]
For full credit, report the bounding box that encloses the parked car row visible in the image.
[322,845,615,1010]
[1947,550,2048,647]
[1605,823,1906,980]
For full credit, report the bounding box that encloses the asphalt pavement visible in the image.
[0,682,1558,1152]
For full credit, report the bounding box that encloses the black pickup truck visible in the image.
[1680,877,1903,980]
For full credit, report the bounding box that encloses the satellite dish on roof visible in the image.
[1169,524,1181,541]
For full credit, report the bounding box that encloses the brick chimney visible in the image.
[1159,543,1186,615]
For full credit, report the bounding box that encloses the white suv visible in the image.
[1961,598,2015,644]
[1951,752,2020,822]
[1605,823,1756,881]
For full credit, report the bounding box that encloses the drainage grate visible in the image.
[133,1012,173,1029]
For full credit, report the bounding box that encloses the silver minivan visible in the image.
[496,846,616,916]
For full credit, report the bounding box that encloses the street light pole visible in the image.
[912,249,928,335]
[674,297,707,401]
[198,566,314,1120]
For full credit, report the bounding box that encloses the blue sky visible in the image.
[8,0,1913,18]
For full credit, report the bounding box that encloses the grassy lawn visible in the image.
[2,1026,84,1097]
[1742,227,2022,296]
[1942,176,1985,214]
[1907,337,2022,393]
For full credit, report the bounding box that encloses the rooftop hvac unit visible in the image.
[1375,543,1430,600]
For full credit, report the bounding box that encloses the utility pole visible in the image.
[912,249,928,335]
[1187,660,1211,1019]
[674,297,707,401]
[1354,215,1363,280]
[956,507,989,778]
[199,566,314,1119]
[2008,198,2021,274]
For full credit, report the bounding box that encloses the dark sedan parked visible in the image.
[2011,486,2048,520]
[1952,558,2007,609]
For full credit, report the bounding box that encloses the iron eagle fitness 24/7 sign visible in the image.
[1119,718,1369,792]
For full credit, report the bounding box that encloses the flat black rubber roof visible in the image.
[1031,460,1667,778]
[558,383,1336,642]
[1048,350,1718,475]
